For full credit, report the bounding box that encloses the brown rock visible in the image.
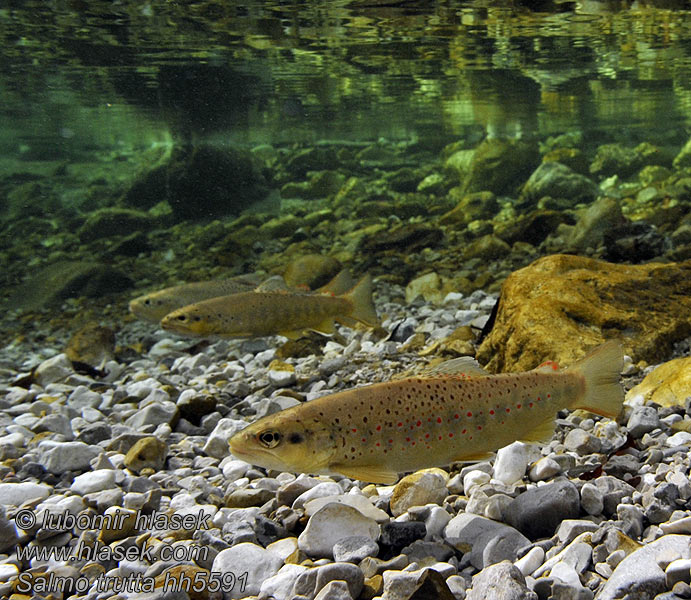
[65,322,115,366]
[477,254,691,372]
[124,436,167,473]
[283,254,341,289]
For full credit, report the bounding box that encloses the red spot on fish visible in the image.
[376,443,380,447]
[477,426,482,431]
[361,438,366,443]
[454,413,459,419]
[449,433,454,438]
[438,435,442,440]
[437,417,442,423]
[517,404,522,409]
[425,433,430,438]
[412,441,416,445]
[417,420,422,426]
[376,425,382,431]
[397,422,403,427]
[352,428,357,433]
[489,409,495,415]
[406,437,411,442]
[547,394,551,399]
[388,439,393,444]
[506,408,511,413]
[537,397,540,402]
[467,411,472,417]
[529,402,534,408]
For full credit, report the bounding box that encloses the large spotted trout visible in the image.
[228,341,624,484]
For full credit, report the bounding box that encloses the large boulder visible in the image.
[477,254,691,372]
[460,139,540,197]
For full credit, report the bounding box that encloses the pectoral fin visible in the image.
[330,463,399,484]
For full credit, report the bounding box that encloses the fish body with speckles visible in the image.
[160,274,377,339]
[129,275,261,323]
[229,341,624,484]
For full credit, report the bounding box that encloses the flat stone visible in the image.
[592,476,636,516]
[0,482,52,506]
[477,255,691,372]
[212,542,283,599]
[564,429,602,454]
[298,503,379,559]
[37,440,102,474]
[627,405,662,437]
[465,560,538,600]
[333,536,379,563]
[597,534,691,600]
[504,480,580,539]
[125,399,179,429]
[303,493,389,523]
[444,512,530,569]
[70,469,118,495]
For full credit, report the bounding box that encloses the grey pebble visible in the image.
[504,479,580,539]
[465,560,538,600]
[333,535,379,563]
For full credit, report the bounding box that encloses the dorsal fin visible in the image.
[255,275,291,292]
[419,357,490,378]
[317,269,356,296]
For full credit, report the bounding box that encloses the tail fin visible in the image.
[568,340,624,418]
[342,274,378,327]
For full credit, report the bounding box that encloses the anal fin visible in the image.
[330,463,399,485]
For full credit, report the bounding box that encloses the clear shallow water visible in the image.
[1,1,689,152]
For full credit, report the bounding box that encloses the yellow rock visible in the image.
[268,359,295,373]
[626,357,691,408]
[478,254,691,372]
[390,470,448,517]
[124,436,167,473]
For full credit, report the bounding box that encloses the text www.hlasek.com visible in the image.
[13,508,248,595]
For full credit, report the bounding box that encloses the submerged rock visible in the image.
[7,260,133,310]
[461,138,540,196]
[477,254,691,372]
[520,161,598,207]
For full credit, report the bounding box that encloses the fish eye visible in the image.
[144,299,151,305]
[288,433,304,444]
[258,431,282,448]
[176,315,188,322]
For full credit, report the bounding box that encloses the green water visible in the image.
[0,0,690,334]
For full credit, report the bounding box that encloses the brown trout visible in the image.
[228,341,624,484]
[129,274,261,323]
[160,274,377,339]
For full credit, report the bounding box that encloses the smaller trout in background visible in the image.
[160,273,378,339]
[129,274,261,323]
[228,341,624,484]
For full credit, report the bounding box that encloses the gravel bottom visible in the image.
[0,282,690,600]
